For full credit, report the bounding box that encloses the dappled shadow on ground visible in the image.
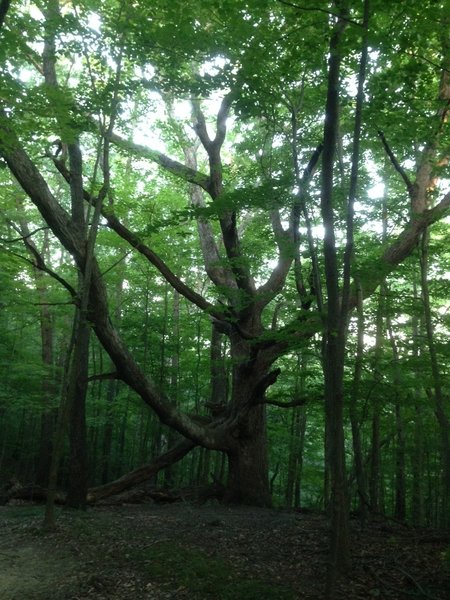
[0,502,449,599]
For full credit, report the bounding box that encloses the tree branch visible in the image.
[291,142,324,312]
[104,212,229,321]
[266,187,450,355]
[378,130,414,197]
[191,95,256,296]
[108,130,211,192]
[0,112,231,451]
[249,368,282,406]
[0,240,77,299]
[50,156,229,321]
[191,98,213,151]
[87,438,197,502]
[214,92,235,149]
[276,0,363,27]
[0,225,51,244]
[258,143,323,308]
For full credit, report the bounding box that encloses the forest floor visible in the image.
[0,500,449,600]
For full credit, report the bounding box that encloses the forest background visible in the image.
[0,0,449,590]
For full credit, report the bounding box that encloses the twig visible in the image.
[0,225,50,244]
[0,246,77,298]
[99,251,131,279]
[395,566,442,600]
[367,564,442,599]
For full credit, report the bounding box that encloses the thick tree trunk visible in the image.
[221,332,277,507]
[225,403,271,507]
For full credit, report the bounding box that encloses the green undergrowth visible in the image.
[134,540,296,600]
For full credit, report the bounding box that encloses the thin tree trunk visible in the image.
[285,408,300,508]
[14,219,56,487]
[411,280,424,525]
[349,279,367,523]
[101,377,117,483]
[387,315,406,521]
[66,311,90,509]
[43,312,79,528]
[420,230,450,526]
[320,7,351,590]
[164,289,180,487]
[369,285,384,515]
[286,353,307,508]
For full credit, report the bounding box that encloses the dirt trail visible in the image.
[0,543,79,600]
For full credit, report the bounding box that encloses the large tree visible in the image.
[0,0,448,533]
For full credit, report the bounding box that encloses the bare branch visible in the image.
[0,110,231,452]
[1,246,77,298]
[182,144,237,289]
[0,225,50,244]
[256,144,323,307]
[191,98,213,151]
[51,156,230,321]
[104,212,228,320]
[192,92,234,154]
[214,92,234,149]
[87,438,196,502]
[378,130,414,197]
[108,129,211,192]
